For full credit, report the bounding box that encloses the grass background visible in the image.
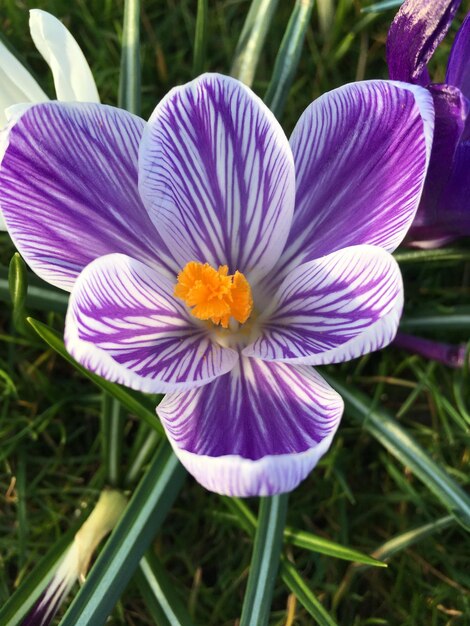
[1,1,470,624]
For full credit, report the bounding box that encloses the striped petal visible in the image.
[0,102,175,291]
[157,358,343,496]
[29,9,100,103]
[272,80,433,283]
[139,73,295,284]
[386,0,460,85]
[407,84,468,247]
[244,246,403,365]
[65,254,238,393]
[447,13,470,100]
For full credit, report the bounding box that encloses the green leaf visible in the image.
[136,552,196,626]
[0,265,69,313]
[394,248,470,264]
[371,515,454,562]
[118,0,141,114]
[101,394,126,487]
[192,0,208,76]
[283,527,387,567]
[280,557,338,626]
[222,497,385,567]
[400,312,470,333]
[27,318,163,435]
[264,0,315,118]
[221,497,338,624]
[239,494,288,626]
[230,0,280,85]
[361,0,403,13]
[323,374,470,530]
[59,440,186,626]
[8,254,33,336]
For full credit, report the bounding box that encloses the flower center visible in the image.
[174,261,253,328]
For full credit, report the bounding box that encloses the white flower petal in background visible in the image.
[29,9,100,103]
[0,38,47,128]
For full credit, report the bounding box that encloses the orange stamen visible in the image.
[174,261,253,328]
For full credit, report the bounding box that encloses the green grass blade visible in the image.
[230,0,280,85]
[124,428,160,487]
[323,374,470,530]
[394,248,470,264]
[264,0,315,118]
[192,0,208,76]
[222,497,384,566]
[239,494,288,626]
[361,0,403,12]
[400,313,470,332]
[371,515,455,562]
[136,552,196,626]
[118,0,141,114]
[0,529,74,626]
[280,557,338,626]
[27,318,163,435]
[8,253,32,337]
[59,441,186,626]
[283,527,387,567]
[101,394,125,487]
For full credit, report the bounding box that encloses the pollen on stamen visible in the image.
[174,261,253,328]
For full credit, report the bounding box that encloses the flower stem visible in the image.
[239,493,288,626]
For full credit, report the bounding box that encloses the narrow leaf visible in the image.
[27,318,163,435]
[230,0,280,85]
[323,374,470,530]
[264,0,315,118]
[0,266,68,313]
[222,497,384,566]
[136,552,196,626]
[240,494,288,626]
[280,557,338,626]
[394,248,470,263]
[371,515,454,562]
[8,254,32,336]
[59,441,186,626]
[101,394,126,487]
[283,527,387,567]
[193,0,208,76]
[118,0,141,114]
[361,0,403,13]
[400,313,470,333]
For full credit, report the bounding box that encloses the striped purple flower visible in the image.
[387,0,470,248]
[0,74,434,496]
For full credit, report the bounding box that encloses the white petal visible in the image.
[29,9,100,103]
[0,38,47,127]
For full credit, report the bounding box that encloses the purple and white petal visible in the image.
[387,0,461,85]
[446,13,470,100]
[407,83,468,246]
[139,73,295,284]
[65,254,238,393]
[157,358,343,496]
[0,102,175,292]
[271,80,433,284]
[244,246,403,365]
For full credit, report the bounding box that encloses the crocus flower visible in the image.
[387,0,470,247]
[22,489,127,626]
[0,9,99,230]
[0,74,433,496]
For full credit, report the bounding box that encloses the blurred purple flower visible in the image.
[387,0,470,247]
[0,74,433,496]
